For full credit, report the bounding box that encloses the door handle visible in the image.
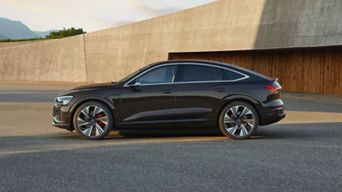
[163,90,172,94]
[215,87,226,92]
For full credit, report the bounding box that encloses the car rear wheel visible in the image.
[219,101,259,140]
[73,101,113,140]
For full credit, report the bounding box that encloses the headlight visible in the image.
[55,96,73,105]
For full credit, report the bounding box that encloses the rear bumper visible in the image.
[259,99,286,125]
[259,107,286,125]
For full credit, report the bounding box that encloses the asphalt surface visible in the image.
[0,85,342,192]
[0,89,62,102]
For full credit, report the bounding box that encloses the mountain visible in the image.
[0,17,38,39]
[0,17,58,40]
[0,33,9,40]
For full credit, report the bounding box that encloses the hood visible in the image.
[72,82,117,90]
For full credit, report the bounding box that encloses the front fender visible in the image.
[69,95,115,114]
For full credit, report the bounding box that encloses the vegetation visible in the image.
[45,27,85,39]
[0,27,86,43]
[0,38,43,42]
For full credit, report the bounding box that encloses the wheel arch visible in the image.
[218,95,262,126]
[69,96,115,130]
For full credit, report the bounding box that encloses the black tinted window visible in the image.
[180,65,222,82]
[178,64,244,82]
[134,65,176,85]
[222,69,244,80]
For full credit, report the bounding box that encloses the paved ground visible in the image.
[0,81,342,192]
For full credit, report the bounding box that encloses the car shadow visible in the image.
[106,127,223,139]
[105,122,342,140]
[51,122,342,141]
[1,122,341,156]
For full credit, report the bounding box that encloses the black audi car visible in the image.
[53,60,285,140]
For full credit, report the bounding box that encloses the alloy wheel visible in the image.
[223,105,255,138]
[76,105,109,137]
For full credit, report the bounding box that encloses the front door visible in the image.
[116,65,177,126]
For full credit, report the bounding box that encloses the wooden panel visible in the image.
[169,46,342,95]
[323,47,342,95]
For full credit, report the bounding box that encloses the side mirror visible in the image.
[127,82,141,87]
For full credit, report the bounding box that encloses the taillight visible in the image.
[265,85,281,94]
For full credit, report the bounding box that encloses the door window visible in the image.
[132,65,177,85]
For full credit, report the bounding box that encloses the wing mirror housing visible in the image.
[127,82,141,87]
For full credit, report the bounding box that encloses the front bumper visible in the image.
[52,105,73,131]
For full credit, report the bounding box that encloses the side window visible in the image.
[178,65,223,82]
[177,64,245,82]
[133,65,176,85]
[221,69,245,80]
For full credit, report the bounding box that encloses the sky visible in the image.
[0,0,216,32]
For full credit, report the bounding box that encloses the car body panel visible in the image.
[116,84,176,124]
[174,82,229,126]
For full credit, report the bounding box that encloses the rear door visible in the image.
[173,63,246,124]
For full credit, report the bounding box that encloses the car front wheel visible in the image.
[219,101,259,140]
[73,101,113,140]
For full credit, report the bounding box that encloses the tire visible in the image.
[219,101,259,140]
[73,101,113,140]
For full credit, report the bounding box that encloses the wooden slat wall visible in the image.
[169,46,342,95]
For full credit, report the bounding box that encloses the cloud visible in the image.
[113,20,137,27]
[0,0,216,32]
[125,0,181,17]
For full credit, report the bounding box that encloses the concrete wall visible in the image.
[0,35,86,82]
[85,0,342,82]
[84,0,264,82]
[0,40,42,49]
[254,0,342,48]
[1,0,342,84]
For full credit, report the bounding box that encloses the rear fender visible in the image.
[220,94,263,122]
